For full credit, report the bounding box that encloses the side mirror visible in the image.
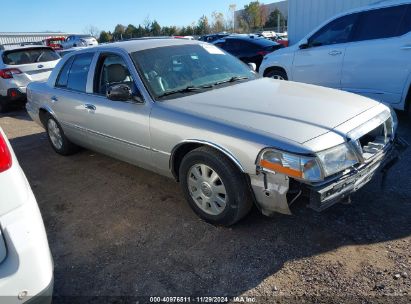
[299,39,310,49]
[248,62,257,71]
[106,84,144,103]
[106,84,132,101]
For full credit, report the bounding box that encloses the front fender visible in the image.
[259,50,295,78]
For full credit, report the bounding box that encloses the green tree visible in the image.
[125,24,137,39]
[264,8,287,31]
[242,1,264,31]
[113,24,126,40]
[197,15,211,35]
[151,20,162,36]
[98,31,112,43]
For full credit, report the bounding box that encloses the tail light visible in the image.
[0,133,12,173]
[0,68,22,79]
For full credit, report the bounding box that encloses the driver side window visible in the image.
[309,13,359,47]
[94,53,134,96]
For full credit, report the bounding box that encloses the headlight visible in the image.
[316,143,359,177]
[258,149,323,182]
[259,143,360,182]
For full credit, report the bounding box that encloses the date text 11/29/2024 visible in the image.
[149,296,256,303]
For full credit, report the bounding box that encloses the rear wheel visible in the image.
[179,146,253,226]
[45,114,79,155]
[265,68,288,80]
[0,100,8,113]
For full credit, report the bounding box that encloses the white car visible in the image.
[0,46,60,112]
[61,35,98,49]
[260,0,411,117]
[0,127,53,303]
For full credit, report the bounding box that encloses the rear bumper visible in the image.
[308,137,408,211]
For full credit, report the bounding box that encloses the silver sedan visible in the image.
[26,39,405,225]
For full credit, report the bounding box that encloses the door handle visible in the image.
[328,50,342,56]
[51,96,58,102]
[84,104,96,111]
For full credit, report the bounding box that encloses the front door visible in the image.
[80,52,153,170]
[292,12,359,89]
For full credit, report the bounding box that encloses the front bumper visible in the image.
[308,137,408,211]
[250,137,408,216]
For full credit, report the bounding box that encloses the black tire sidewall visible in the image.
[179,149,250,226]
[266,69,288,80]
[45,115,73,155]
[0,100,7,113]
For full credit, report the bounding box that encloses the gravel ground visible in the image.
[1,109,410,304]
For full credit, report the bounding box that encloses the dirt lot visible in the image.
[1,109,410,303]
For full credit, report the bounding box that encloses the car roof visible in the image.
[298,0,411,44]
[332,0,411,16]
[76,38,203,54]
[0,45,52,52]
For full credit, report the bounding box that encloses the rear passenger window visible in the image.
[353,5,407,41]
[66,53,94,92]
[55,56,74,88]
[398,5,411,36]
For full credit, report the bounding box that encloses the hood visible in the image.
[165,78,378,144]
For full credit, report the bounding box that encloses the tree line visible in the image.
[97,1,286,42]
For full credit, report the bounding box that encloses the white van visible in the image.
[260,0,411,117]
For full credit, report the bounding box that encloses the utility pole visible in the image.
[229,4,237,33]
[277,13,280,33]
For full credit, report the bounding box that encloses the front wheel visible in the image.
[265,68,288,80]
[45,114,79,155]
[179,147,253,226]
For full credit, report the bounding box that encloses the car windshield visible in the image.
[131,44,258,100]
[3,48,60,65]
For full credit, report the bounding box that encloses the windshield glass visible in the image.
[3,48,60,65]
[130,44,258,100]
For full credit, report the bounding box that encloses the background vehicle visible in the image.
[0,46,60,112]
[260,0,411,117]
[61,35,98,49]
[26,39,402,226]
[213,35,283,70]
[198,33,229,43]
[42,37,65,50]
[0,127,53,303]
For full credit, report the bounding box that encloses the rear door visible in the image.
[2,47,60,89]
[51,52,96,147]
[292,13,359,89]
[341,4,411,105]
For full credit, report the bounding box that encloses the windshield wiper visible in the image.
[157,85,213,99]
[213,76,249,86]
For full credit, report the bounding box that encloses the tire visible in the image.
[265,68,288,80]
[0,100,8,113]
[45,114,79,155]
[179,146,253,226]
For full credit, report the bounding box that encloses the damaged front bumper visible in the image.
[250,137,408,216]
